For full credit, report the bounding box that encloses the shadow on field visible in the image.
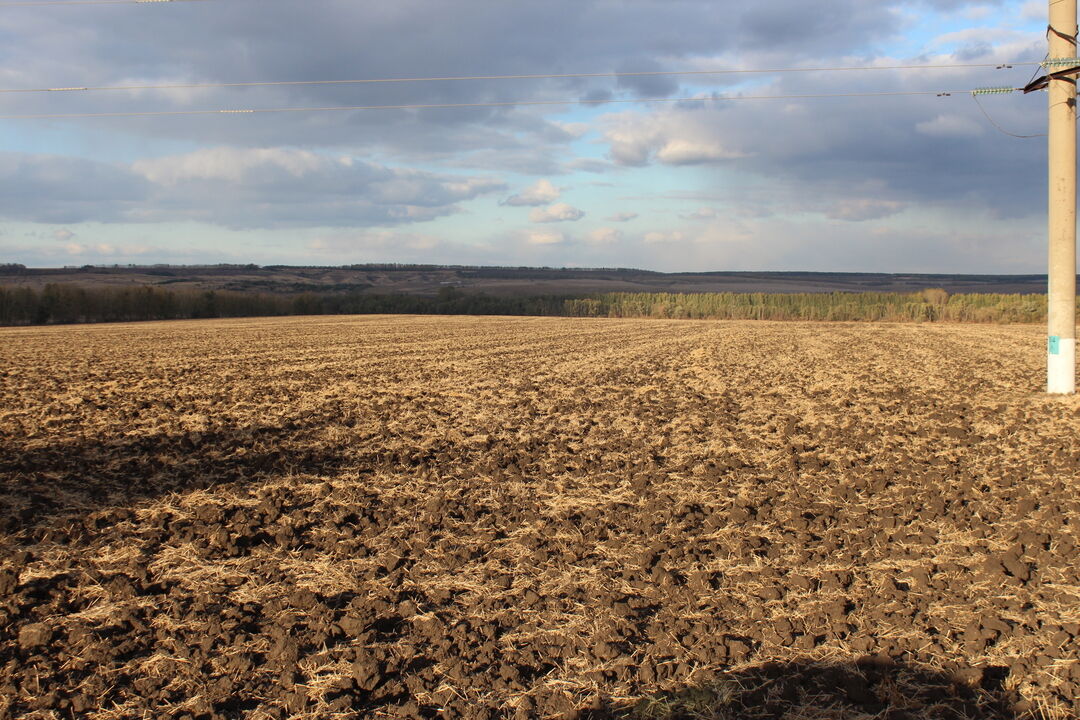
[0,420,356,537]
[593,658,1031,720]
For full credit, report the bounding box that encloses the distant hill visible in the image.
[0,263,1051,296]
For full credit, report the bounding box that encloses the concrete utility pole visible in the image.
[1047,0,1078,394]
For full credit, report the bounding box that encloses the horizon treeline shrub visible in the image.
[0,284,567,325]
[565,291,1054,323]
[0,285,293,325]
[0,283,1064,326]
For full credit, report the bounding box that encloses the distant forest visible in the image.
[0,283,1061,326]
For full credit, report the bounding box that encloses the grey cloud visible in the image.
[582,89,615,104]
[735,1,901,55]
[616,59,680,99]
[0,0,921,155]
[825,199,908,222]
[0,153,150,224]
[0,0,1054,271]
[912,0,1006,9]
[596,35,1048,222]
[683,207,720,220]
[0,149,505,229]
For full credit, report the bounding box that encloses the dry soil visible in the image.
[0,316,1078,719]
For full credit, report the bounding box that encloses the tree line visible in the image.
[0,283,1061,327]
[567,289,1051,323]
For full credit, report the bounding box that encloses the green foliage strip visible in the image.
[0,284,1059,326]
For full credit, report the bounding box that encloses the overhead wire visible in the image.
[971,92,1045,138]
[0,0,207,5]
[0,88,1018,120]
[0,61,1042,95]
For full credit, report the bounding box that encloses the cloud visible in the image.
[526,230,566,245]
[607,212,639,222]
[595,37,1047,222]
[915,114,984,138]
[58,240,143,257]
[529,203,585,223]
[0,153,150,224]
[568,158,617,174]
[0,149,505,230]
[554,122,590,139]
[502,179,561,206]
[586,227,622,245]
[1019,0,1043,20]
[643,231,686,244]
[603,111,748,166]
[657,139,747,165]
[53,229,75,242]
[309,230,441,253]
[0,0,907,164]
[133,147,326,185]
[683,207,719,220]
[616,58,680,99]
[0,1,1056,272]
[825,199,907,222]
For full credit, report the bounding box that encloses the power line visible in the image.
[0,62,1040,96]
[971,93,1046,138]
[0,88,1012,120]
[0,0,207,5]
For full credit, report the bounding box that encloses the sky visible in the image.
[0,0,1064,272]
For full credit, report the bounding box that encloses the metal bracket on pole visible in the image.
[1023,64,1080,93]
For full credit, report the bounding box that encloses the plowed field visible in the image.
[1,316,1078,720]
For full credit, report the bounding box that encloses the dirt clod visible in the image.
[17,622,51,649]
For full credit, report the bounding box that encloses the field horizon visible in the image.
[0,263,1056,297]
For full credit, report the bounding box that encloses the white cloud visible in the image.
[586,227,622,245]
[502,179,561,207]
[53,228,75,242]
[529,203,585,223]
[643,230,686,244]
[607,211,639,222]
[603,111,747,167]
[526,230,566,245]
[656,139,744,165]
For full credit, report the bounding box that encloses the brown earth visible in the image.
[0,316,1078,720]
